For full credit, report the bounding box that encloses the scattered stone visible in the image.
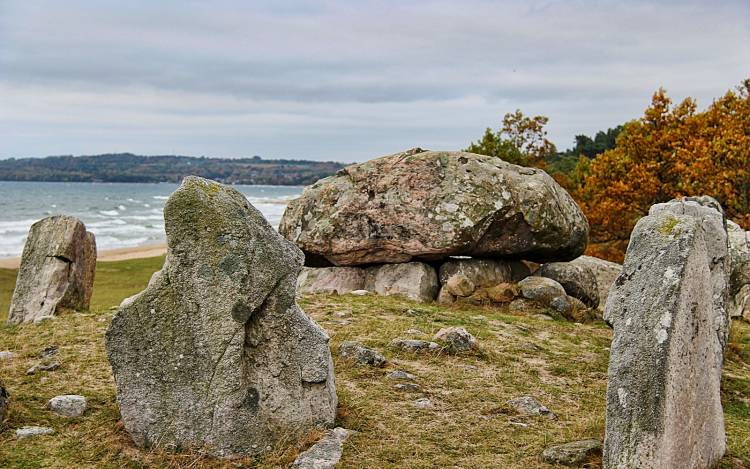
[394,383,421,392]
[413,398,434,409]
[518,276,566,304]
[279,148,589,265]
[46,394,87,417]
[405,328,424,335]
[0,351,13,361]
[445,274,475,297]
[297,266,366,295]
[439,259,513,289]
[349,289,371,296]
[432,327,478,352]
[292,427,354,469]
[8,215,96,324]
[485,283,518,303]
[16,426,55,439]
[538,261,600,308]
[26,362,60,375]
[364,262,439,302]
[0,380,8,422]
[105,177,337,458]
[570,255,622,313]
[604,196,729,468]
[436,286,456,304]
[333,310,351,318]
[390,339,440,352]
[339,341,386,367]
[39,345,59,359]
[507,396,557,419]
[542,439,602,466]
[532,313,554,321]
[386,370,416,381]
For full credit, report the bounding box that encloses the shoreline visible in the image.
[0,243,167,269]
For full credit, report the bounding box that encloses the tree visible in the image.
[465,110,556,166]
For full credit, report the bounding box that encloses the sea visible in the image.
[0,181,303,259]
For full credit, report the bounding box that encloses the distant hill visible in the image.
[0,153,346,185]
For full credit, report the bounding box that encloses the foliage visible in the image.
[465,110,556,166]
[0,153,345,186]
[576,80,750,242]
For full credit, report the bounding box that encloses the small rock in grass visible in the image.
[445,274,475,297]
[26,362,60,375]
[394,383,421,392]
[16,426,55,439]
[292,427,354,469]
[541,439,602,466]
[508,396,557,420]
[348,289,371,296]
[39,345,59,359]
[386,370,416,381]
[390,339,440,352]
[405,329,424,335]
[333,310,351,318]
[0,351,13,360]
[339,341,386,367]
[46,395,87,417]
[433,327,478,352]
[413,398,434,409]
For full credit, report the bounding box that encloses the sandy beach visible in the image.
[0,243,167,269]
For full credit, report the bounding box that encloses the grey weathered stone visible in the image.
[339,341,386,367]
[292,427,354,469]
[105,177,336,458]
[0,380,8,423]
[444,274,475,297]
[728,221,750,319]
[436,286,455,305]
[542,439,602,466]
[603,197,729,469]
[280,149,589,266]
[439,258,513,289]
[8,215,96,324]
[390,338,440,352]
[508,298,540,316]
[46,394,87,417]
[518,276,566,304]
[507,396,556,419]
[26,361,60,375]
[394,383,421,392]
[0,351,13,361]
[364,262,438,302]
[570,255,622,313]
[16,426,54,439]
[386,370,416,381]
[413,398,434,409]
[538,261,600,308]
[432,327,478,352]
[349,289,371,296]
[297,266,366,295]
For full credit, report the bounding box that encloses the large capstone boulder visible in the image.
[537,261,599,308]
[297,266,366,295]
[105,177,337,458]
[603,197,729,468]
[728,221,750,319]
[569,255,622,313]
[279,148,589,266]
[364,262,438,302]
[8,216,96,324]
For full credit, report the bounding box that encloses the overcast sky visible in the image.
[1,1,748,162]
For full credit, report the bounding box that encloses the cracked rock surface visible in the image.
[105,176,336,458]
[279,148,589,266]
[8,215,96,324]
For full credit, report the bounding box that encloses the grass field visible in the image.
[1,257,750,468]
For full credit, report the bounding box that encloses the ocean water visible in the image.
[0,181,303,258]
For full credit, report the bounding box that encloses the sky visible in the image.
[1,0,749,163]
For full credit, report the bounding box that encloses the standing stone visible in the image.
[538,261,599,308]
[8,216,96,324]
[603,197,729,469]
[364,262,439,302]
[279,148,589,266]
[105,177,336,458]
[297,266,366,295]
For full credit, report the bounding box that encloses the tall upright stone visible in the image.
[603,197,729,469]
[105,177,337,458]
[8,215,96,324]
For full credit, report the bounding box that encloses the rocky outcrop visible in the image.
[105,177,336,458]
[364,262,438,302]
[569,255,622,313]
[280,148,589,266]
[8,215,96,324]
[603,197,729,469]
[297,267,365,295]
[538,261,599,308]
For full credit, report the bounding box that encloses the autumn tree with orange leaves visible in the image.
[576,80,750,255]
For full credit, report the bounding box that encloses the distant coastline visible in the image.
[0,153,345,186]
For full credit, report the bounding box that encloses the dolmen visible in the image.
[8,215,96,324]
[105,176,337,458]
[603,196,730,468]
